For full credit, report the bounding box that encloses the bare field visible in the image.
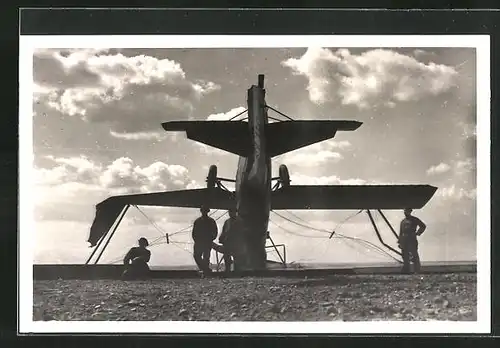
[33,273,476,321]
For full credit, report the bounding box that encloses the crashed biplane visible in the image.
[86,74,437,270]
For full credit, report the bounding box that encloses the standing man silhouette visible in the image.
[192,205,218,274]
[219,207,238,273]
[398,208,427,274]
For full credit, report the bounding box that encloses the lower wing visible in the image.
[271,185,438,210]
[88,188,235,247]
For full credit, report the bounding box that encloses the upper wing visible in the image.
[88,188,235,247]
[271,185,438,210]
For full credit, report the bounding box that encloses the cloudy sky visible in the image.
[31,46,477,267]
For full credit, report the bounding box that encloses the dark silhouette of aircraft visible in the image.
[87,74,437,270]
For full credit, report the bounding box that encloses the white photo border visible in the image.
[19,35,491,334]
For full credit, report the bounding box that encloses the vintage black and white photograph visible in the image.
[19,35,489,333]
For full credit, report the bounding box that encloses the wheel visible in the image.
[278,164,291,187]
[206,165,218,188]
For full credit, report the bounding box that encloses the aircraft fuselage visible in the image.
[233,77,272,269]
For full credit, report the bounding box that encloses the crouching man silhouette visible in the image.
[122,237,151,280]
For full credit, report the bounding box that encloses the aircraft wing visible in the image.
[266,120,362,157]
[162,120,363,158]
[87,188,235,247]
[270,185,438,210]
[162,121,251,157]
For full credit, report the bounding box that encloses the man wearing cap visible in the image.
[122,237,151,279]
[192,206,218,274]
[218,207,238,273]
[398,208,427,274]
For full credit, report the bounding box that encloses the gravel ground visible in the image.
[33,273,476,321]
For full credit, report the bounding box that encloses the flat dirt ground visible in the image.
[33,273,476,321]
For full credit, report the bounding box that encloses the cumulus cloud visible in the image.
[457,121,477,139]
[100,158,196,193]
[425,158,475,178]
[455,158,475,173]
[193,142,227,156]
[326,140,352,150]
[33,49,220,139]
[207,106,247,121]
[109,130,169,141]
[282,48,458,109]
[288,172,416,186]
[437,185,477,200]
[36,155,102,186]
[290,173,366,185]
[186,106,250,156]
[285,151,343,167]
[36,155,198,195]
[279,138,352,167]
[426,162,451,176]
[33,49,106,89]
[413,49,436,59]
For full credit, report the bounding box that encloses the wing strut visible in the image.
[86,204,130,265]
[377,209,400,240]
[366,209,402,259]
[266,232,287,266]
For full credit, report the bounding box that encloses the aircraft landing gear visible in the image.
[272,164,291,191]
[206,165,218,188]
[205,164,235,192]
[278,164,291,188]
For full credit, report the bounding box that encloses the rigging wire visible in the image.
[133,206,221,240]
[168,209,226,238]
[336,235,402,263]
[268,219,328,239]
[228,109,248,121]
[107,237,195,264]
[277,210,384,250]
[104,209,228,264]
[265,105,295,121]
[280,220,401,264]
[133,205,166,238]
[269,215,393,262]
[272,210,349,236]
[270,210,402,263]
[104,203,402,265]
[287,209,364,238]
[169,241,195,256]
[108,240,194,264]
[274,209,363,235]
[227,102,295,123]
[287,233,335,264]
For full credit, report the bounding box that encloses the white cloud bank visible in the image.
[426,158,476,178]
[425,158,476,201]
[437,185,477,200]
[36,155,198,197]
[33,49,220,139]
[290,173,366,185]
[278,138,352,168]
[207,106,247,121]
[282,48,458,108]
[426,162,451,176]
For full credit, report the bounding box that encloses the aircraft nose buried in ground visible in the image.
[86,74,437,270]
